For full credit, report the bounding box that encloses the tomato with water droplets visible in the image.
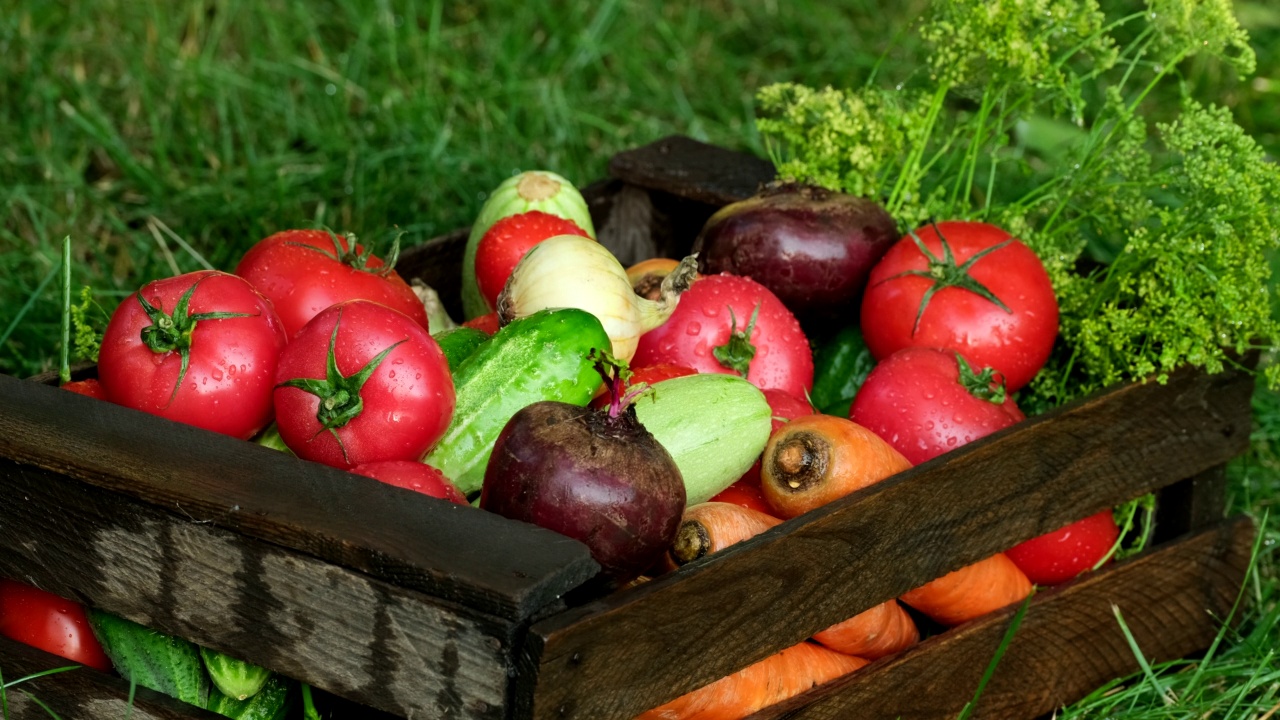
[1005,510,1120,585]
[274,300,454,470]
[0,579,113,672]
[850,347,1024,465]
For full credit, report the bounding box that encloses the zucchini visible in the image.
[461,171,594,319]
[205,675,291,720]
[425,307,611,494]
[810,325,876,417]
[432,326,491,373]
[87,609,209,708]
[200,646,272,701]
[632,374,772,504]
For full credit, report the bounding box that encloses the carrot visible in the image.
[669,502,782,566]
[812,600,920,660]
[760,414,912,519]
[635,641,868,720]
[899,552,1033,627]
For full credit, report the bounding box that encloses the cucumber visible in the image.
[632,374,772,504]
[205,675,291,720]
[200,646,272,701]
[461,171,595,319]
[810,325,876,417]
[432,326,491,373]
[425,307,612,494]
[87,609,209,708]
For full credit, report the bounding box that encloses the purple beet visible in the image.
[478,389,685,586]
[692,183,899,320]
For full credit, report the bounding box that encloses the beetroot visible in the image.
[692,183,899,320]
[479,361,686,586]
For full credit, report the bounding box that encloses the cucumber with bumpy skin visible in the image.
[632,373,773,504]
[461,171,595,319]
[205,674,291,720]
[201,646,272,701]
[87,609,209,707]
[432,326,491,373]
[425,307,612,494]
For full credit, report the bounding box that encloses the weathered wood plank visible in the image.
[0,458,513,719]
[0,634,218,720]
[0,373,597,621]
[748,515,1255,720]
[608,135,776,206]
[516,362,1255,720]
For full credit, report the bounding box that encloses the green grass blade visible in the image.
[956,596,1031,720]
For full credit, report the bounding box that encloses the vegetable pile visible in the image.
[3,0,1278,718]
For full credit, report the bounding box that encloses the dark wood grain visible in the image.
[608,135,776,206]
[0,635,220,720]
[515,362,1255,720]
[0,372,598,621]
[0,458,513,719]
[747,515,1255,720]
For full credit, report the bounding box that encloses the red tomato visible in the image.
[475,212,591,311]
[274,300,454,470]
[462,312,501,336]
[349,460,468,505]
[860,221,1058,391]
[98,270,287,440]
[235,229,430,338]
[632,274,814,399]
[709,480,775,516]
[61,379,106,400]
[1005,510,1120,586]
[591,363,697,410]
[850,347,1024,465]
[0,579,112,672]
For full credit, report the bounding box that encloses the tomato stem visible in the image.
[881,223,1013,336]
[713,304,761,377]
[955,353,1008,405]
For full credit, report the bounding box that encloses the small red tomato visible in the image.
[349,460,468,505]
[475,212,591,312]
[61,379,106,400]
[860,221,1058,391]
[850,347,1024,465]
[709,480,775,516]
[97,270,287,440]
[462,312,501,336]
[1005,510,1120,586]
[236,229,429,338]
[0,579,113,672]
[632,274,814,400]
[274,300,455,470]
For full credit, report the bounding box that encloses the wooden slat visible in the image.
[515,362,1255,720]
[748,515,1255,720]
[0,373,597,621]
[608,135,776,205]
[0,635,219,720]
[0,459,511,719]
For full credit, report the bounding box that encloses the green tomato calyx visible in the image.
[885,224,1013,336]
[713,303,762,378]
[955,353,1008,405]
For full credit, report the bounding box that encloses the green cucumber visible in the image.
[425,307,611,494]
[432,326,491,373]
[632,374,772,505]
[87,609,209,707]
[205,675,291,720]
[200,646,272,701]
[461,171,594,319]
[810,325,876,417]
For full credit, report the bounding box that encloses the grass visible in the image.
[2,0,1280,718]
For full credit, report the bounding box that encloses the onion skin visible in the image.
[479,401,686,586]
[693,183,899,320]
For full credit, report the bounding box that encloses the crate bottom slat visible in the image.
[742,514,1256,720]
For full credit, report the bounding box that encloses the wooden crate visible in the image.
[0,136,1257,720]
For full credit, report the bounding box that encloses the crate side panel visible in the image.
[0,460,511,720]
[749,515,1255,720]
[0,373,597,620]
[518,362,1255,720]
[608,135,776,205]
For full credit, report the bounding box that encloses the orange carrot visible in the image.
[669,502,782,566]
[899,552,1033,627]
[627,257,683,300]
[812,600,920,660]
[635,641,868,720]
[760,414,912,519]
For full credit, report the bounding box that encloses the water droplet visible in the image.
[227,365,237,376]
[702,305,720,318]
[325,83,338,96]
[686,322,701,336]
[388,370,396,379]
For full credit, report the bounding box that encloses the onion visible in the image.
[693,183,899,321]
[496,234,697,362]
